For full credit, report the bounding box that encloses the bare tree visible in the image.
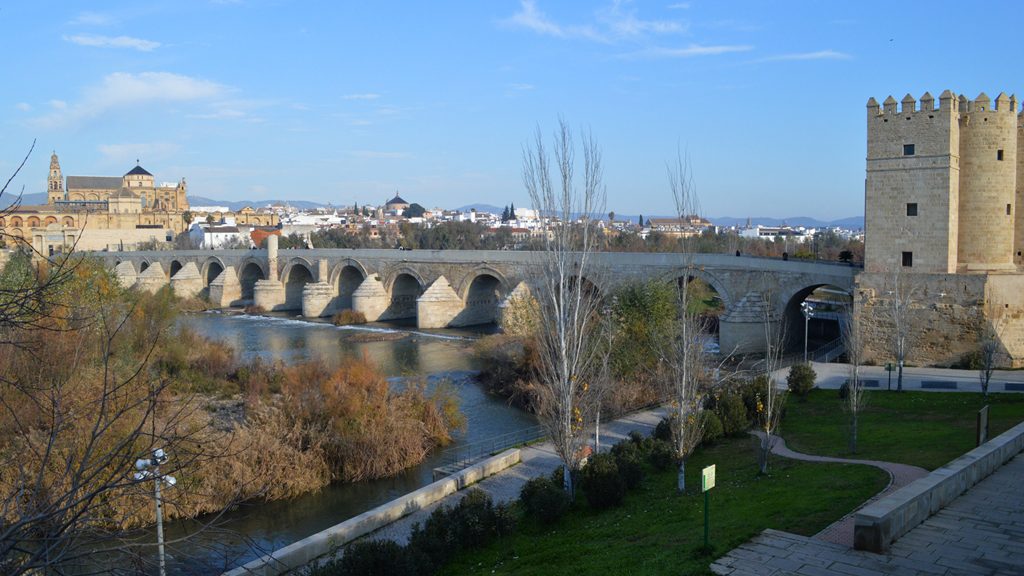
[754,281,787,475]
[841,303,868,454]
[977,304,1005,398]
[657,151,710,493]
[523,120,607,496]
[885,264,917,392]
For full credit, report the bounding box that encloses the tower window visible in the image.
[997,149,1004,161]
[1007,204,1012,216]
[903,144,915,156]
[902,251,913,267]
[906,203,918,216]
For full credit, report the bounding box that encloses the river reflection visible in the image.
[144,313,535,574]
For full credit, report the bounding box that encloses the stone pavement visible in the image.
[751,431,928,546]
[772,362,1024,394]
[352,407,667,546]
[710,454,1024,575]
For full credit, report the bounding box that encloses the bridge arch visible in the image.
[667,267,731,313]
[202,257,226,287]
[780,283,853,354]
[282,259,315,311]
[139,260,151,273]
[238,258,267,301]
[453,266,511,326]
[169,260,183,278]
[384,267,425,321]
[329,259,369,311]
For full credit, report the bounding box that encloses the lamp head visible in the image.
[152,448,167,464]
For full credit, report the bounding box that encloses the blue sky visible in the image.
[1,1,1019,220]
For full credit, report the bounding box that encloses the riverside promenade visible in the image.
[773,362,1024,393]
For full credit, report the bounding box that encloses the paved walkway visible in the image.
[773,362,1024,394]
[353,407,666,546]
[712,452,1024,575]
[751,431,928,545]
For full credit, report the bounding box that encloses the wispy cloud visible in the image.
[503,0,686,42]
[349,150,411,160]
[15,103,32,112]
[755,50,852,62]
[620,43,753,59]
[342,93,381,100]
[667,2,690,9]
[70,12,114,26]
[31,72,227,128]
[509,83,535,91]
[98,142,181,164]
[64,34,161,51]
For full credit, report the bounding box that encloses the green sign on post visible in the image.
[702,464,716,549]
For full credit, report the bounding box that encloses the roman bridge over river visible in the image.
[98,239,858,354]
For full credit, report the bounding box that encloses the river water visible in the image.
[149,313,535,574]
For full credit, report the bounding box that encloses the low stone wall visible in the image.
[853,420,1024,553]
[222,448,521,576]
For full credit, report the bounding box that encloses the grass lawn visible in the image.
[782,388,1024,470]
[441,436,888,576]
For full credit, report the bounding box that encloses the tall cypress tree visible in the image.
[638,214,644,227]
[510,202,516,219]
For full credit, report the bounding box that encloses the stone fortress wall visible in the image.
[860,90,1024,367]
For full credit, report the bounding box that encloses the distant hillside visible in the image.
[456,203,505,214]
[708,215,864,230]
[187,196,330,211]
[1,192,47,208]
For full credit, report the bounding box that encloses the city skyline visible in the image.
[1,0,1020,220]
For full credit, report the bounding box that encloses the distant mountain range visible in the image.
[0,193,864,229]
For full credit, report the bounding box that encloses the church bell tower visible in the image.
[47,152,64,204]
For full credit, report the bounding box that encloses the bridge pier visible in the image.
[170,262,203,299]
[302,282,334,318]
[209,267,242,307]
[134,262,167,294]
[352,276,388,321]
[253,279,285,311]
[718,291,778,355]
[417,276,462,329]
[114,261,137,288]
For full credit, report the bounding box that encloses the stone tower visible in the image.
[865,90,1021,273]
[47,152,64,204]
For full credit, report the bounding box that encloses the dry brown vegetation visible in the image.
[331,309,367,326]
[0,253,465,556]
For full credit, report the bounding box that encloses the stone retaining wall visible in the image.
[853,420,1024,553]
[222,448,521,576]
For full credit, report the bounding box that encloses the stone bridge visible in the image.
[96,238,858,354]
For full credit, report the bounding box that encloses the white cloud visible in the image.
[342,93,381,100]
[15,103,32,112]
[70,12,114,26]
[755,50,852,62]
[667,2,690,8]
[621,43,753,59]
[503,0,685,42]
[31,72,227,128]
[503,0,604,41]
[98,142,181,164]
[65,34,161,51]
[509,83,535,91]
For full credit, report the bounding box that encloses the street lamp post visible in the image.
[800,302,814,363]
[134,448,177,576]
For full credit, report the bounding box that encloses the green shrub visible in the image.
[332,309,367,326]
[787,363,816,400]
[333,539,420,576]
[739,377,769,421]
[717,392,749,436]
[580,453,626,510]
[653,417,673,442]
[610,440,644,489]
[838,381,850,400]
[702,411,724,445]
[648,439,676,471]
[519,476,569,525]
[407,489,512,573]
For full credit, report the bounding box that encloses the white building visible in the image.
[189,222,248,249]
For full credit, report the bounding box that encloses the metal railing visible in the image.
[435,424,548,473]
[812,337,845,363]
